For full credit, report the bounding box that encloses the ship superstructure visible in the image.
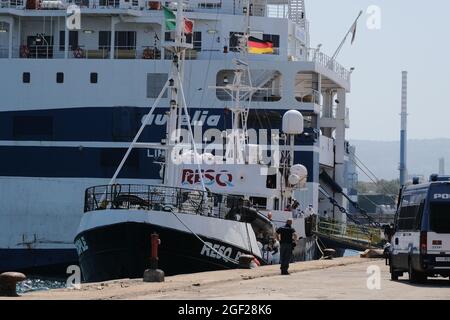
[0,0,353,271]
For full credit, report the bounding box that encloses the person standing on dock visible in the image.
[276,218,298,275]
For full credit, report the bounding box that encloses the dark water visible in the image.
[17,277,66,294]
[343,249,360,257]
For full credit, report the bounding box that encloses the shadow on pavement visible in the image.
[394,276,450,288]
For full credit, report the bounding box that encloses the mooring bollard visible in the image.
[238,254,256,269]
[143,232,165,282]
[323,248,336,260]
[0,272,26,297]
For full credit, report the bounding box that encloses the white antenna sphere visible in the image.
[288,174,301,185]
[282,110,304,135]
[290,164,308,179]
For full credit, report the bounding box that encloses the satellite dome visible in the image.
[290,164,308,179]
[282,110,304,135]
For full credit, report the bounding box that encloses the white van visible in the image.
[389,175,450,283]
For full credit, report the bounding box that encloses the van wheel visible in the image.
[409,261,426,283]
[390,265,400,281]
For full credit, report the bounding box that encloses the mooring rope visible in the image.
[167,208,240,266]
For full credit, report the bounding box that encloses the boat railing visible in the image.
[0,0,24,9]
[306,48,350,81]
[1,0,313,22]
[0,46,8,58]
[84,184,251,221]
[315,217,383,247]
[8,45,163,59]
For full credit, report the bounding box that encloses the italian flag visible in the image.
[163,6,193,34]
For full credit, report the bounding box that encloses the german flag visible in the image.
[248,36,274,54]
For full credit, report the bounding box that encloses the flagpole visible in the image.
[330,10,363,62]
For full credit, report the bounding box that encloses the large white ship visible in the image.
[0,0,356,272]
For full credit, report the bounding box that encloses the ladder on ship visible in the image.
[288,0,306,27]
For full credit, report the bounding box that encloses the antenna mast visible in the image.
[210,0,258,164]
[330,10,363,62]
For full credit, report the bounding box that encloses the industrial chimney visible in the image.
[439,158,445,175]
[399,71,408,186]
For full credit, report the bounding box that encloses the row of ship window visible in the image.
[22,72,98,84]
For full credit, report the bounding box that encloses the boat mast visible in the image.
[106,1,206,193]
[164,0,190,188]
[215,0,257,164]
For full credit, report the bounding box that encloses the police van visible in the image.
[389,175,450,282]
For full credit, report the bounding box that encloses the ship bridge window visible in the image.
[27,35,54,59]
[186,31,202,51]
[266,174,277,189]
[99,31,136,50]
[147,73,168,98]
[116,31,136,50]
[99,31,111,49]
[59,31,79,51]
[250,197,267,209]
[165,31,175,42]
[216,69,282,102]
[197,2,222,9]
[13,116,53,139]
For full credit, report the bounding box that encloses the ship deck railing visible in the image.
[4,45,167,60]
[0,0,307,21]
[84,184,251,222]
[307,48,350,81]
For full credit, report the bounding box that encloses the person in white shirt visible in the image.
[291,200,303,218]
[305,204,316,217]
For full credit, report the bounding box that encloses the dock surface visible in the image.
[4,257,450,300]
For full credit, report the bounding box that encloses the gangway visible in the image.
[315,217,384,251]
[317,186,385,251]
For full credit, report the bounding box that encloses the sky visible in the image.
[307,0,450,141]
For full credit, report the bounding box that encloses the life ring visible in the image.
[73,47,84,59]
[20,45,30,58]
[142,47,153,59]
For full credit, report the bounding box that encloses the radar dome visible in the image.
[288,174,301,185]
[282,110,304,135]
[290,164,307,179]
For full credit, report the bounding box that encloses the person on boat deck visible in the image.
[305,204,316,217]
[276,218,298,275]
[291,200,302,218]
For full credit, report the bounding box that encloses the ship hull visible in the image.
[76,222,262,282]
[75,209,267,282]
[0,248,77,275]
